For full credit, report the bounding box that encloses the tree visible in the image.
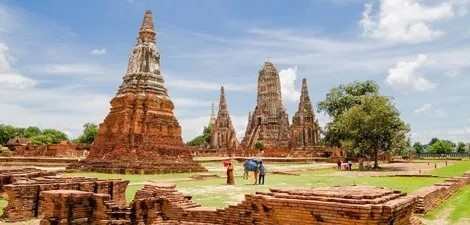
[319,81,409,169]
[428,138,439,146]
[318,80,379,118]
[254,142,264,151]
[24,127,42,138]
[456,142,466,153]
[413,142,425,154]
[428,140,455,154]
[76,123,98,144]
[187,125,212,146]
[0,124,20,145]
[31,129,68,145]
[333,96,409,168]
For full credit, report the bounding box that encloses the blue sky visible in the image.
[1,0,470,143]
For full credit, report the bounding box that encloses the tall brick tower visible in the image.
[242,61,290,149]
[209,86,239,150]
[74,11,205,173]
[290,78,321,149]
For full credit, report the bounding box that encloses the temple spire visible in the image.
[299,78,311,111]
[219,86,227,112]
[138,10,156,43]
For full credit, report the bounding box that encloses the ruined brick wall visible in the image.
[36,183,426,225]
[13,142,88,158]
[39,190,111,225]
[2,177,128,222]
[128,184,418,225]
[0,168,56,191]
[412,172,470,214]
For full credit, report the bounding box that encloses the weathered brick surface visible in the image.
[131,184,417,225]
[411,172,470,214]
[71,10,205,174]
[36,183,430,225]
[1,176,128,222]
[0,168,56,191]
[13,142,88,158]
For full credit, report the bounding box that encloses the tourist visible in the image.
[258,161,265,185]
[348,160,353,171]
[254,161,259,185]
[226,162,235,185]
[336,160,342,170]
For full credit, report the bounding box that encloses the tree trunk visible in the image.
[374,149,379,169]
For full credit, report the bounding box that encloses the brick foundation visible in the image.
[39,184,420,225]
[0,168,56,192]
[1,176,128,222]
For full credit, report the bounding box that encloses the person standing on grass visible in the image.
[336,159,342,170]
[348,160,353,171]
[226,162,235,185]
[254,161,259,185]
[258,161,265,185]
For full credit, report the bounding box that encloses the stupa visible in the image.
[209,86,239,150]
[241,61,290,149]
[72,10,206,174]
[290,78,321,149]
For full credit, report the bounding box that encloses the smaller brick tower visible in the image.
[209,87,239,150]
[290,78,321,149]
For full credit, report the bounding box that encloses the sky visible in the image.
[0,0,470,143]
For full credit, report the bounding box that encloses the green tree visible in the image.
[428,137,439,146]
[76,123,98,144]
[31,129,68,145]
[456,142,467,153]
[0,124,22,145]
[413,142,425,154]
[254,142,264,151]
[24,127,42,138]
[318,81,380,147]
[333,96,409,168]
[187,125,212,146]
[428,140,455,154]
[318,80,379,119]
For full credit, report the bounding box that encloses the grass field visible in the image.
[0,196,6,215]
[66,161,449,208]
[430,160,470,177]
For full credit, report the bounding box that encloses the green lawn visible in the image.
[425,185,470,224]
[0,197,6,215]
[430,160,470,177]
[66,162,446,208]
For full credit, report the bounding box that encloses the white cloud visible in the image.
[41,63,107,76]
[90,48,107,55]
[0,72,36,89]
[0,42,36,89]
[386,54,436,91]
[361,0,455,43]
[414,103,432,114]
[279,66,301,102]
